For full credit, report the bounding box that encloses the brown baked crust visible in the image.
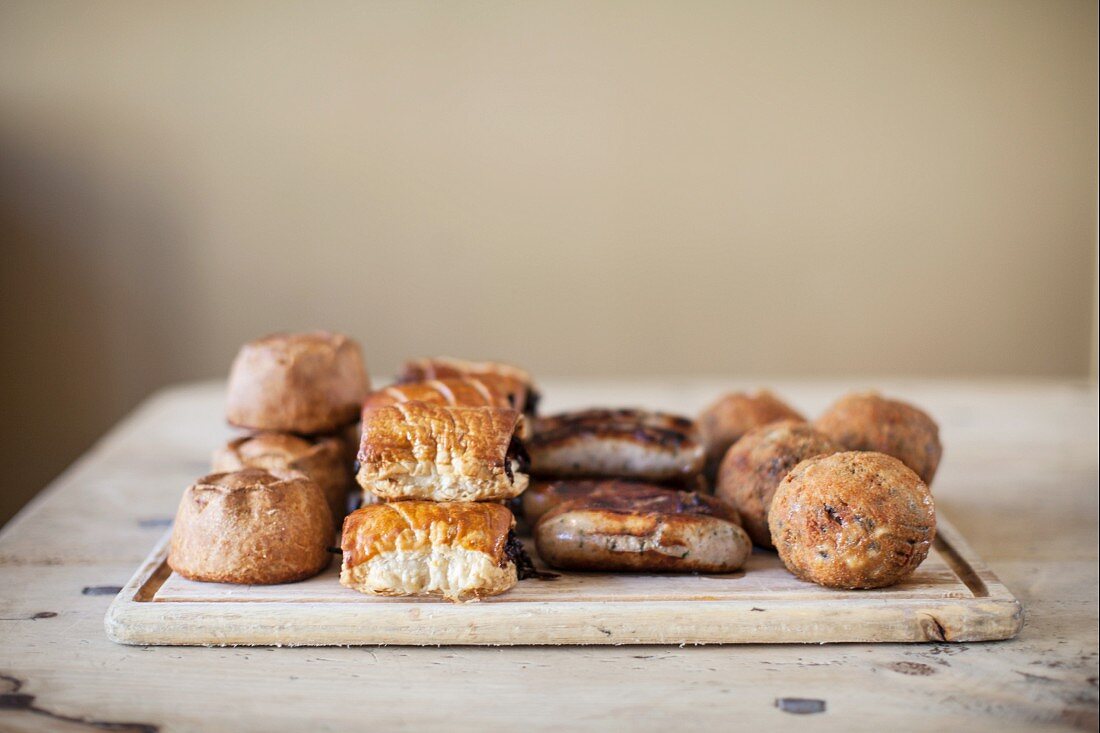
[341,501,515,567]
[715,420,840,548]
[168,469,332,585]
[212,433,350,524]
[398,357,539,413]
[356,402,529,501]
[534,483,749,573]
[768,451,936,589]
[226,331,370,434]
[698,390,804,481]
[527,409,704,481]
[813,392,942,484]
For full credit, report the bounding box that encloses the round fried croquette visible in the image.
[697,390,804,482]
[715,420,840,548]
[814,392,942,484]
[768,451,935,589]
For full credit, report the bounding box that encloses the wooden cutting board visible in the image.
[104,514,1021,646]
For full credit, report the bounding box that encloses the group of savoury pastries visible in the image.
[166,330,942,601]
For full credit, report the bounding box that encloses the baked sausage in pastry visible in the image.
[363,377,531,438]
[535,482,750,573]
[340,501,521,601]
[226,331,371,434]
[212,433,351,525]
[398,357,539,414]
[357,402,530,502]
[527,409,704,483]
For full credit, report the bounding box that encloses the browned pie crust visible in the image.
[212,433,350,524]
[768,451,936,589]
[814,392,942,484]
[168,469,332,585]
[226,331,370,434]
[715,420,840,548]
[535,483,750,573]
[697,390,804,482]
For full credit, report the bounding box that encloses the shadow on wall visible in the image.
[0,111,198,526]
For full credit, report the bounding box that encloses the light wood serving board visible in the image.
[105,515,1021,646]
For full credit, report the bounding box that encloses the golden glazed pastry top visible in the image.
[362,375,526,412]
[398,356,534,388]
[358,402,524,478]
[341,501,515,567]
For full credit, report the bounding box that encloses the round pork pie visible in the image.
[226,331,370,434]
[212,432,350,525]
[168,469,333,585]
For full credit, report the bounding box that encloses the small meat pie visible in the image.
[226,331,371,434]
[168,469,332,585]
[527,409,704,484]
[768,451,936,589]
[212,433,350,524]
[715,420,840,548]
[814,392,942,484]
[340,501,521,601]
[697,390,805,482]
[535,483,751,573]
[398,357,540,414]
[357,402,529,502]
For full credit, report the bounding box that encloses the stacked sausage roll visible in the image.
[340,359,535,601]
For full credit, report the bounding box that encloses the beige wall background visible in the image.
[1,0,1097,525]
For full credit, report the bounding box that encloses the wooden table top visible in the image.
[1,379,1096,732]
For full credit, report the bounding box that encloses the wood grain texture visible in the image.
[104,517,1020,646]
[1,380,1097,731]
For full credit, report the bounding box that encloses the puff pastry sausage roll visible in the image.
[340,501,521,600]
[363,375,523,412]
[357,402,530,502]
[398,357,540,414]
[527,409,704,483]
[534,482,751,573]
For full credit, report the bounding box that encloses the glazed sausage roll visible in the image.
[398,357,540,414]
[363,376,532,438]
[340,501,522,601]
[535,483,750,573]
[527,409,705,483]
[357,402,530,502]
